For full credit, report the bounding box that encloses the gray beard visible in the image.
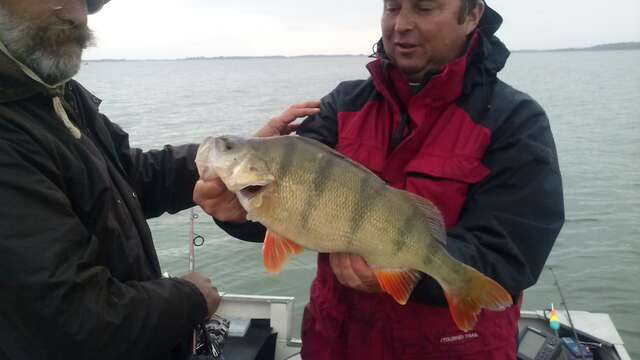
[0,7,95,85]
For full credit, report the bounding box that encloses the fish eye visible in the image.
[221,138,234,151]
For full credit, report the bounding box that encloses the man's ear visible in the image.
[464,1,485,35]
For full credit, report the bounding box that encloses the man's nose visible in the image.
[395,8,416,32]
[55,0,88,27]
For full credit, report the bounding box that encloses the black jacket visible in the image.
[0,51,206,359]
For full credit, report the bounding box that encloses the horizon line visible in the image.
[83,41,640,62]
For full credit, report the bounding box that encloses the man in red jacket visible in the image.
[195,0,565,358]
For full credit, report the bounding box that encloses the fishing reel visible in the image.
[194,314,231,360]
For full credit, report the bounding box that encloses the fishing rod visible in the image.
[190,208,199,354]
[189,208,208,354]
[547,266,587,360]
[189,209,229,359]
[189,208,206,273]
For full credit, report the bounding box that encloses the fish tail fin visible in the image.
[443,265,513,332]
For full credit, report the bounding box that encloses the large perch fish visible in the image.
[195,135,512,331]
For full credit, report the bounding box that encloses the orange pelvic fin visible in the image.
[373,269,422,305]
[444,266,513,332]
[262,230,304,274]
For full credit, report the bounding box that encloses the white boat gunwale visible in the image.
[217,294,631,360]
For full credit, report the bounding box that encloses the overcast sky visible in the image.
[83,0,640,60]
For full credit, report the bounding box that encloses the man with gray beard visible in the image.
[0,1,222,359]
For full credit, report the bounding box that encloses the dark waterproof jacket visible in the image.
[0,51,207,360]
[220,7,565,359]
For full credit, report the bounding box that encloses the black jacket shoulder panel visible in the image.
[332,79,379,113]
[297,78,378,148]
[458,77,537,128]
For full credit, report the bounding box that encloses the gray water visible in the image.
[76,50,640,357]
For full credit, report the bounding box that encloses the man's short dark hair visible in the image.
[458,0,482,24]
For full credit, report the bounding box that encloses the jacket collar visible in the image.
[0,41,86,138]
[0,41,67,104]
[367,31,482,110]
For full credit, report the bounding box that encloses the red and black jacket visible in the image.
[221,13,565,306]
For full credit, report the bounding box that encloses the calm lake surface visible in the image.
[76,50,640,357]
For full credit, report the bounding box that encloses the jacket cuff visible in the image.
[214,219,266,243]
[170,278,209,323]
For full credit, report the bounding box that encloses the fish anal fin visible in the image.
[262,230,304,274]
[373,269,422,305]
[444,265,513,332]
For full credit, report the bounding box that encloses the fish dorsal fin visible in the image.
[395,189,446,245]
[262,230,304,274]
[373,269,423,305]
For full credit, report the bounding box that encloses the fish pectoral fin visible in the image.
[373,269,422,305]
[262,230,304,274]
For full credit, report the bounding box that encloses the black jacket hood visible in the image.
[475,4,509,75]
[88,0,110,14]
[479,4,503,37]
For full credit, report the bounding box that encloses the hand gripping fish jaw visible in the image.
[195,135,275,211]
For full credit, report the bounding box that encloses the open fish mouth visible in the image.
[239,184,267,200]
